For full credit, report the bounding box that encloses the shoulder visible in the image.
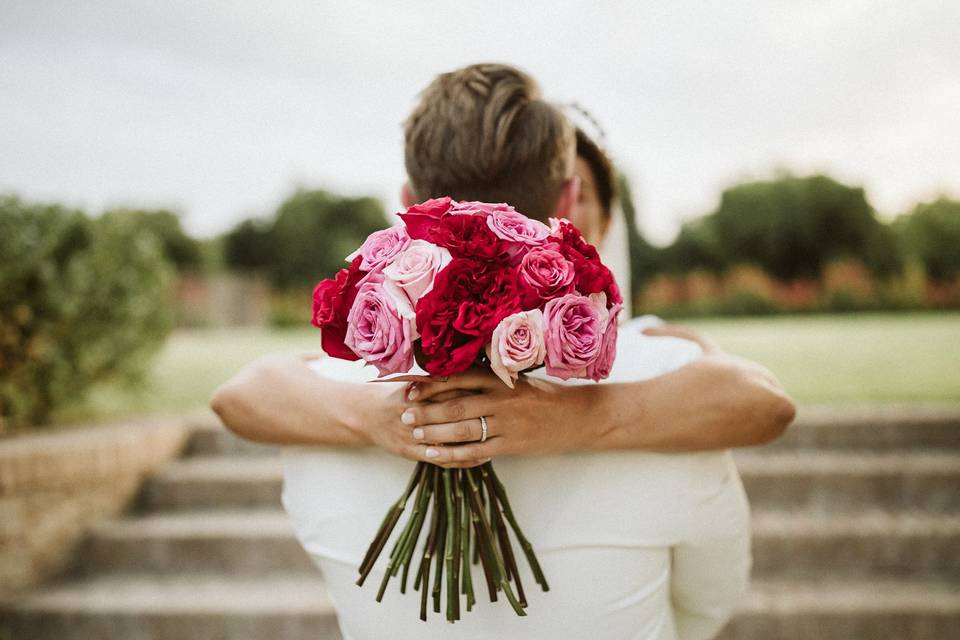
[607,317,704,382]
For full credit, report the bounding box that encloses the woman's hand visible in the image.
[398,368,592,468]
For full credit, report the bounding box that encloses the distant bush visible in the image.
[100,208,203,272]
[894,197,960,283]
[0,196,174,430]
[223,189,390,290]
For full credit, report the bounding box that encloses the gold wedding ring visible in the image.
[479,416,489,443]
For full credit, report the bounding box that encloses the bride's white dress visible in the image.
[282,321,751,640]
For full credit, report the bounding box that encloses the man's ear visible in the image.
[551,175,581,220]
[400,183,416,208]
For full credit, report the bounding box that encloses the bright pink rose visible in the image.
[518,247,576,302]
[347,224,410,271]
[382,239,452,305]
[345,276,416,376]
[542,292,609,380]
[398,197,454,240]
[585,302,622,381]
[486,208,550,246]
[486,310,546,388]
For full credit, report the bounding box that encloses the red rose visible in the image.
[398,197,454,240]
[311,256,365,360]
[429,213,518,263]
[416,258,522,375]
[548,219,622,308]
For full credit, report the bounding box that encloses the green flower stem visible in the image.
[485,462,550,592]
[398,465,432,593]
[442,469,457,622]
[481,467,527,608]
[416,468,441,621]
[465,469,526,617]
[460,475,475,611]
[451,469,463,620]
[357,461,425,587]
[431,494,446,614]
[466,471,498,602]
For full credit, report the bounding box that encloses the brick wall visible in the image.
[0,418,191,597]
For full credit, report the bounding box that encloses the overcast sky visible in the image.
[2,1,958,244]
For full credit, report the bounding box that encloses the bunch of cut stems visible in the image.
[356,461,549,622]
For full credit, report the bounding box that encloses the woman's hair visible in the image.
[404,63,574,222]
[575,127,618,218]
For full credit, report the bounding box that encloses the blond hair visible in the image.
[404,63,574,221]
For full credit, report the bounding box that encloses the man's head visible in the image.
[403,63,576,222]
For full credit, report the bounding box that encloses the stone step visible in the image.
[141,451,960,514]
[187,421,278,457]
[718,578,960,640]
[78,511,314,576]
[139,457,284,512]
[77,509,960,582]
[736,450,960,512]
[766,405,960,451]
[751,510,960,581]
[0,574,340,640]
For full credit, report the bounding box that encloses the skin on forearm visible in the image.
[585,353,795,452]
[210,354,374,447]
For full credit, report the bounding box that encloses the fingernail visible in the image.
[401,410,415,425]
[425,448,439,458]
[479,457,491,463]
[413,428,424,440]
[407,385,420,400]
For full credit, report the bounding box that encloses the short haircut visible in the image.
[404,63,574,221]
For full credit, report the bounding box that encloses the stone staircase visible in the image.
[2,406,958,639]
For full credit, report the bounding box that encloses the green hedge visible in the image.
[0,196,174,430]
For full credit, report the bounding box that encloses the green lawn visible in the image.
[59,311,960,424]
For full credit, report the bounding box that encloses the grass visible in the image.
[683,311,960,404]
[58,311,960,424]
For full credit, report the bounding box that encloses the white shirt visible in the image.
[282,318,751,640]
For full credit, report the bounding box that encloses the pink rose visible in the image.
[585,302,622,381]
[518,247,576,301]
[382,239,452,305]
[345,276,416,376]
[486,208,550,246]
[486,309,546,388]
[347,224,410,271]
[449,201,513,216]
[542,293,610,380]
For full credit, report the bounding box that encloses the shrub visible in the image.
[0,196,174,430]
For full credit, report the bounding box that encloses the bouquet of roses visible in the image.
[311,197,622,622]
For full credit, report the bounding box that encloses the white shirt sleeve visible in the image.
[669,455,752,640]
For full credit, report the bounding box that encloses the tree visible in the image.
[894,197,960,282]
[222,189,390,290]
[100,208,203,271]
[691,173,900,280]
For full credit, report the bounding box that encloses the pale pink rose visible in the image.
[347,224,410,271]
[382,240,452,305]
[448,201,513,216]
[518,247,576,300]
[345,276,416,376]
[542,293,609,380]
[486,310,546,388]
[586,302,622,381]
[486,208,550,246]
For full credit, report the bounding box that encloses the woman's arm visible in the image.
[210,325,795,464]
[210,352,403,450]
[400,350,795,468]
